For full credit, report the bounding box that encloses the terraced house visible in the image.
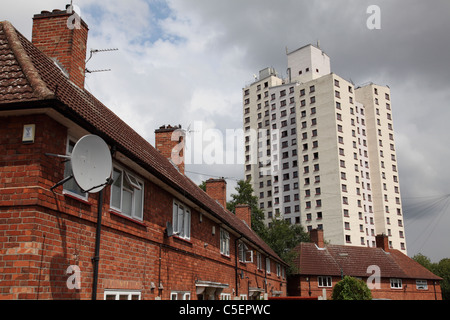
[0,6,287,300]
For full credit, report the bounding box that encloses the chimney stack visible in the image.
[205,178,227,209]
[235,204,252,228]
[376,234,390,252]
[310,228,324,248]
[154,125,185,174]
[32,5,88,89]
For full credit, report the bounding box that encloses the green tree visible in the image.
[412,253,433,270]
[263,218,309,274]
[413,254,450,300]
[332,276,372,300]
[226,179,267,239]
[435,258,450,300]
[226,179,310,274]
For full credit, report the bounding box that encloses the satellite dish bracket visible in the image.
[81,177,114,193]
[50,174,74,191]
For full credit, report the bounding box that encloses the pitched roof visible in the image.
[292,242,442,280]
[0,21,285,265]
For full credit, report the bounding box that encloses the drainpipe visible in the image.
[235,235,243,297]
[92,189,104,300]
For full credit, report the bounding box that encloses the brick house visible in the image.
[288,229,442,300]
[0,7,288,300]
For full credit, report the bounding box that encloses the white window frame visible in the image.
[63,137,88,200]
[220,293,231,300]
[220,228,230,256]
[256,252,262,270]
[173,200,191,240]
[238,241,253,263]
[170,291,191,300]
[266,257,271,273]
[318,276,332,287]
[110,165,144,221]
[276,263,281,277]
[390,278,402,289]
[416,280,428,290]
[104,290,141,300]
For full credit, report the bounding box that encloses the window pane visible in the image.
[184,209,190,239]
[64,140,87,197]
[134,183,143,219]
[173,203,178,233]
[178,205,184,237]
[122,189,132,216]
[111,169,122,209]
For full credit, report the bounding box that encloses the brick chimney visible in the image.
[154,125,185,174]
[235,204,251,228]
[376,234,390,252]
[32,5,88,88]
[205,178,227,208]
[310,228,324,248]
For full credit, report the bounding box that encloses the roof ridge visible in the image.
[1,21,54,100]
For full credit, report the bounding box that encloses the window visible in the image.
[266,258,271,273]
[173,200,191,240]
[111,167,144,221]
[238,241,253,263]
[64,138,88,200]
[104,290,141,300]
[221,293,231,300]
[171,291,191,300]
[220,228,230,256]
[390,278,402,289]
[416,280,428,290]
[318,276,332,287]
[256,252,263,270]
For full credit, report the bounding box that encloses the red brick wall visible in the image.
[0,114,286,300]
[290,275,442,300]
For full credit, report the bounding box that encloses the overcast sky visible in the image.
[3,0,450,262]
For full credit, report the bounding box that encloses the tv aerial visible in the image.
[85,48,119,74]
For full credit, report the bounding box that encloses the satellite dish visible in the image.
[71,135,112,193]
